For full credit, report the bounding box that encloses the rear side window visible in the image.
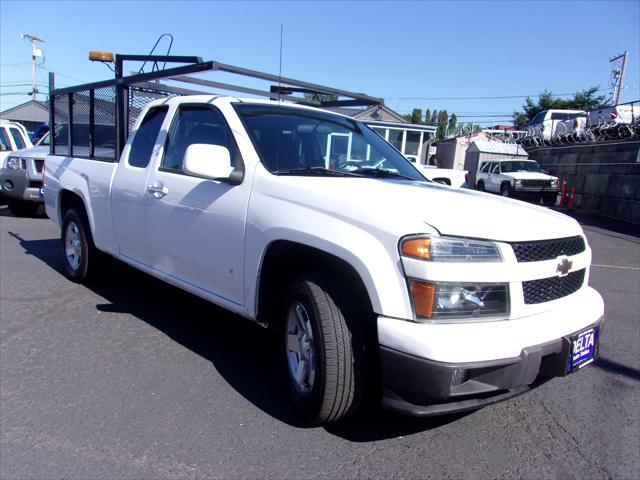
[0,129,10,151]
[128,107,168,168]
[162,105,237,173]
[9,128,26,150]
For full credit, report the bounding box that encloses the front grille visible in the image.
[511,236,585,262]
[522,179,551,188]
[523,269,585,304]
[34,159,44,173]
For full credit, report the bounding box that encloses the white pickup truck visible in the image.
[44,92,604,425]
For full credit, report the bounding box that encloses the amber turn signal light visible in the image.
[401,238,431,260]
[409,280,435,318]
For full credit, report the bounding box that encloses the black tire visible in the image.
[477,180,485,191]
[7,199,39,217]
[543,194,557,207]
[282,274,364,425]
[61,207,100,283]
[500,183,512,197]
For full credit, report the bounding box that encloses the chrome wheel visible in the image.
[286,301,316,395]
[64,221,82,271]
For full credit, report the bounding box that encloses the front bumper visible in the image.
[512,187,559,198]
[0,168,43,202]
[377,286,604,416]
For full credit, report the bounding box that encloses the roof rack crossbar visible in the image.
[168,75,317,105]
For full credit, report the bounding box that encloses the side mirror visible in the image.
[183,144,234,181]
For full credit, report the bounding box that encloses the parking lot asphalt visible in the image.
[1,206,639,480]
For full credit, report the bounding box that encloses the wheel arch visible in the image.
[255,240,375,329]
[58,189,95,236]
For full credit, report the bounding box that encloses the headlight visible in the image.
[409,280,509,321]
[401,236,502,262]
[6,157,22,170]
[550,178,559,188]
[514,179,523,188]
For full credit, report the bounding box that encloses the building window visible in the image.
[388,129,404,151]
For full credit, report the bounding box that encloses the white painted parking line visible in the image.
[592,264,640,270]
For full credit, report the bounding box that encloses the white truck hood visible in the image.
[272,177,581,242]
[8,145,49,159]
[505,171,557,181]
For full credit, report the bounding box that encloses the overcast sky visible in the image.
[1,0,639,124]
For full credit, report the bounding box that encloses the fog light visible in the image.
[451,368,469,386]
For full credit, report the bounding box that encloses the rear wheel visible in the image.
[61,208,100,283]
[7,199,39,217]
[477,180,485,191]
[283,274,364,425]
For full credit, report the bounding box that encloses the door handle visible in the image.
[147,181,169,199]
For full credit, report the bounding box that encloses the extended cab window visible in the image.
[9,128,26,150]
[162,105,237,173]
[128,106,168,168]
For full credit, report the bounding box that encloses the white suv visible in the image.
[528,110,586,140]
[476,159,559,206]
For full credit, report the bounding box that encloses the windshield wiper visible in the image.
[349,167,415,181]
[273,166,361,177]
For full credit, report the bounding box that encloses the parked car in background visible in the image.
[528,109,586,140]
[587,104,640,128]
[0,120,33,165]
[31,124,50,143]
[0,132,49,216]
[414,164,468,187]
[475,158,559,206]
[1,120,33,205]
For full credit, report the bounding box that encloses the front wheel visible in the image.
[500,183,512,197]
[61,208,100,283]
[7,199,39,217]
[283,274,363,425]
[543,194,557,207]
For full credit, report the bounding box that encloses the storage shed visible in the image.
[464,140,529,187]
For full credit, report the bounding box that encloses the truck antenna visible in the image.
[278,24,283,101]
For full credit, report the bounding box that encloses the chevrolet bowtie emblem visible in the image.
[556,256,572,277]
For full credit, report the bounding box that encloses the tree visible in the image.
[410,108,422,124]
[448,113,457,132]
[436,109,448,139]
[429,109,438,126]
[512,86,610,128]
[424,109,431,126]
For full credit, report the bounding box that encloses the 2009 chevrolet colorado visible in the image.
[43,56,604,425]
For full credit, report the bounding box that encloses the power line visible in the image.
[386,88,613,101]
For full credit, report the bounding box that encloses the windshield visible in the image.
[234,103,425,181]
[500,161,541,173]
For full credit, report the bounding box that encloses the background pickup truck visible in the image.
[0,133,49,216]
[475,158,560,206]
[43,62,604,425]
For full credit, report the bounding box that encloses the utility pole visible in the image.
[21,33,45,101]
[609,51,628,105]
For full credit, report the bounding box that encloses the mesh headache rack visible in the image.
[48,54,383,162]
